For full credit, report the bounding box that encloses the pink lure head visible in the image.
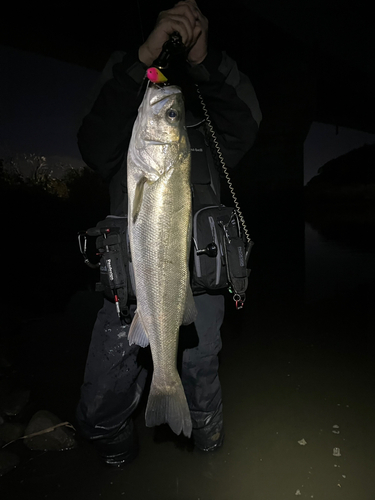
[146,67,168,84]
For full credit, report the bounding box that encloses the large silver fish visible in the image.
[127,82,197,437]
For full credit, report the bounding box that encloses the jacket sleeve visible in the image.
[188,49,262,168]
[77,50,147,180]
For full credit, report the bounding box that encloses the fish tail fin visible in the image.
[145,375,192,438]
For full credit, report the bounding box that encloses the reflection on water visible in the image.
[305,222,375,303]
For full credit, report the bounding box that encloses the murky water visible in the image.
[305,222,375,303]
[1,223,375,499]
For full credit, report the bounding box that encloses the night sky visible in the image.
[1,44,374,183]
[0,45,98,168]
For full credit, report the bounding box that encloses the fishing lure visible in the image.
[147,67,168,84]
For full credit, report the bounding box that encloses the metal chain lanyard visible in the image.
[195,85,253,246]
[145,31,253,247]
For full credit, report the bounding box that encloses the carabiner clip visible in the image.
[77,231,100,269]
[233,293,245,310]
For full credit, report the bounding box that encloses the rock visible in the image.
[0,451,20,476]
[1,389,30,417]
[23,410,76,451]
[0,423,25,443]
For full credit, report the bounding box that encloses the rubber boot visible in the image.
[94,419,139,467]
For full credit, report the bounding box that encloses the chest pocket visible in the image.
[188,127,212,185]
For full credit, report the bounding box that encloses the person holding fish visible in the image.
[76,0,261,466]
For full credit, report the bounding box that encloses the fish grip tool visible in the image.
[147,32,191,86]
[150,30,251,248]
[147,32,254,309]
[78,216,135,321]
[153,32,186,70]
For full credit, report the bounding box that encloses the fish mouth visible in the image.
[149,86,182,106]
[143,137,181,146]
[144,140,168,146]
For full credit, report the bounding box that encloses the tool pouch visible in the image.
[191,205,253,303]
[85,216,135,316]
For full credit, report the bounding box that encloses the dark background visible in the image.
[3,0,374,131]
[2,0,374,313]
[1,3,375,496]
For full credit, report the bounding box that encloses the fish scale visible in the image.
[127,82,197,437]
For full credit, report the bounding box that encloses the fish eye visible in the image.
[166,109,178,121]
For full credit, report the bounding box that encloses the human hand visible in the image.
[138,0,208,67]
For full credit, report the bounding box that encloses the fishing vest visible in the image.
[188,124,221,211]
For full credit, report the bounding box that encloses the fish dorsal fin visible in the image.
[128,311,149,347]
[132,177,146,224]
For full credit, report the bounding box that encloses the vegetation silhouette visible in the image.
[0,160,110,317]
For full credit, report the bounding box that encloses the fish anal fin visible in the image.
[182,286,197,325]
[128,311,149,347]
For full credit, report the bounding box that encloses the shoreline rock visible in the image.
[23,410,76,451]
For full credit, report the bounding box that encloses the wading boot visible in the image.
[94,419,139,467]
[192,409,224,452]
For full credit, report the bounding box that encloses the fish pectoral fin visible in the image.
[182,286,198,325]
[128,311,149,347]
[132,177,147,224]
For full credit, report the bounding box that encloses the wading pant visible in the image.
[76,293,224,451]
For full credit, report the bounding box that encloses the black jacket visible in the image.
[77,48,261,215]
